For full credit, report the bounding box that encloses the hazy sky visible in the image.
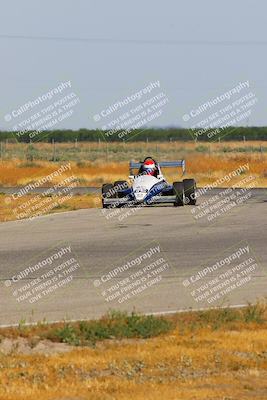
[0,0,267,131]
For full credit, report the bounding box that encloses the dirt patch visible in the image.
[0,337,74,355]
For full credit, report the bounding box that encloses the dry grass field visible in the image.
[0,193,99,222]
[0,141,266,187]
[0,304,266,400]
[0,141,266,222]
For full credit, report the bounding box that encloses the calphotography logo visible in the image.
[2,244,85,307]
[5,163,79,221]
[182,242,266,306]
[91,242,177,308]
[181,80,259,141]
[189,162,260,225]
[92,80,170,141]
[3,80,81,142]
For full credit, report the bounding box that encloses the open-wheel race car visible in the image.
[102,156,196,208]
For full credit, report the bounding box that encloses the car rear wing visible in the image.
[129,160,186,175]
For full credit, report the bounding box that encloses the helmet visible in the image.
[143,159,156,175]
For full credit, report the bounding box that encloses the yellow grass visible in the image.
[0,318,267,399]
[0,154,266,187]
[0,194,99,222]
[0,141,266,222]
[0,160,129,187]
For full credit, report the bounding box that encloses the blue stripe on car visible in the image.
[144,182,167,203]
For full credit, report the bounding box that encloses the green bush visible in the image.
[1,127,267,143]
[243,303,265,323]
[51,311,173,346]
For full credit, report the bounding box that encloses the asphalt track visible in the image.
[0,189,266,326]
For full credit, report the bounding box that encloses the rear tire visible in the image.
[183,179,196,205]
[102,183,114,208]
[173,182,184,206]
[113,180,129,198]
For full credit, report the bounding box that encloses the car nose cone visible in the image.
[135,192,147,201]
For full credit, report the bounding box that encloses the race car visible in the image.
[101,156,196,208]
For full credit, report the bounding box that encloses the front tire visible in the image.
[102,183,114,208]
[113,180,129,198]
[173,182,184,206]
[183,179,196,205]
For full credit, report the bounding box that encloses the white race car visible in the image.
[102,156,196,208]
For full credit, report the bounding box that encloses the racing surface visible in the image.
[0,189,266,326]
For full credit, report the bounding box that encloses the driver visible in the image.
[139,159,159,177]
